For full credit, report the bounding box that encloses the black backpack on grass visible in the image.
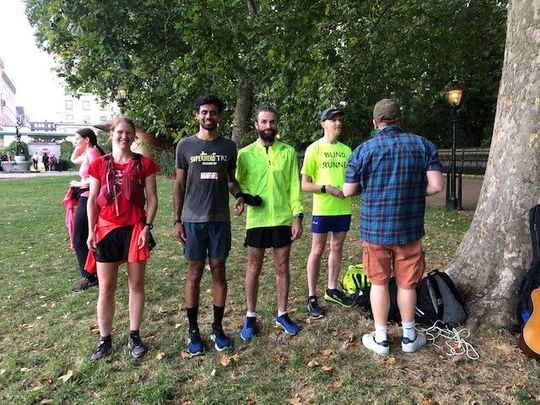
[387,270,466,327]
[517,204,540,329]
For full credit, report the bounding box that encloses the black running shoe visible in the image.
[128,334,148,359]
[324,289,353,307]
[90,337,112,361]
[307,296,325,319]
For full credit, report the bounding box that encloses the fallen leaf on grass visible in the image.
[43,347,55,352]
[246,395,257,404]
[220,352,241,367]
[181,401,191,405]
[0,369,5,375]
[495,344,514,356]
[211,368,216,376]
[40,399,53,404]
[321,366,333,372]
[286,394,303,405]
[327,380,343,392]
[385,357,396,365]
[157,307,169,314]
[175,323,182,329]
[321,349,334,358]
[20,367,31,372]
[422,401,436,405]
[58,369,73,383]
[156,352,165,360]
[180,351,191,360]
[306,358,319,368]
[40,378,53,386]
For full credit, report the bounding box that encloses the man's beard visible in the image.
[200,121,217,131]
[258,128,277,143]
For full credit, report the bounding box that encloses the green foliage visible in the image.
[152,146,176,178]
[59,140,74,171]
[4,140,29,159]
[25,0,507,149]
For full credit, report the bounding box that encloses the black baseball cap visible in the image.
[320,108,344,121]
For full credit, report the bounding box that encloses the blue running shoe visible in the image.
[275,314,300,336]
[240,317,257,341]
[186,328,205,357]
[211,326,233,351]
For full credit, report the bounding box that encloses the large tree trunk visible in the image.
[231,67,253,147]
[445,0,540,329]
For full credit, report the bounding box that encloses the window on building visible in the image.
[82,101,91,111]
[99,115,108,122]
[65,100,73,110]
[66,114,74,123]
[83,115,91,123]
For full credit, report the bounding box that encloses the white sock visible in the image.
[374,325,388,343]
[246,311,256,318]
[402,320,416,340]
[277,310,287,317]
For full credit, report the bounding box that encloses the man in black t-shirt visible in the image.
[173,94,243,357]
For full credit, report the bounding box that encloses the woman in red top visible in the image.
[87,117,159,361]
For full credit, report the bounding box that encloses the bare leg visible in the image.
[185,260,205,307]
[96,262,120,336]
[127,260,146,331]
[274,245,291,313]
[370,284,390,328]
[245,247,265,313]
[209,259,227,307]
[327,231,347,290]
[397,287,416,323]
[306,233,327,296]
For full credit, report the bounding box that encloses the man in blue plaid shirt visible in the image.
[343,99,444,356]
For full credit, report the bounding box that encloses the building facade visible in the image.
[0,57,17,128]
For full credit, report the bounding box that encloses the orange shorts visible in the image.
[362,240,425,289]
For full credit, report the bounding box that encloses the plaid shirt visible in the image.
[345,126,442,245]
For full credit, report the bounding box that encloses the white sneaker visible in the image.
[401,331,427,353]
[362,331,390,356]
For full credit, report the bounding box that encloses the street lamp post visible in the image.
[445,76,464,210]
[116,88,129,114]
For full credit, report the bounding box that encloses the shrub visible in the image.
[152,147,176,178]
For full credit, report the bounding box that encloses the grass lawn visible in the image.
[0,176,538,404]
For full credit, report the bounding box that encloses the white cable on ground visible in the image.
[420,320,480,360]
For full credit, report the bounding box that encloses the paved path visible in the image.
[0,171,77,180]
[426,174,483,211]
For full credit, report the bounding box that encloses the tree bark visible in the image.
[445,0,540,329]
[231,67,253,147]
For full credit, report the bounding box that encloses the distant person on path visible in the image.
[32,152,39,171]
[343,99,444,356]
[42,152,49,171]
[301,107,353,319]
[173,94,242,356]
[236,105,303,340]
[87,117,159,361]
[49,154,58,171]
[69,128,104,292]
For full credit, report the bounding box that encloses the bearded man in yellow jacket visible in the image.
[235,105,303,340]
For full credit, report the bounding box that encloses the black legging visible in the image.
[73,196,95,279]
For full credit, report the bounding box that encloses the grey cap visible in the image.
[373,99,402,121]
[320,108,344,121]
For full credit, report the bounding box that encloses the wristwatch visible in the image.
[294,213,304,220]
[144,223,153,230]
[173,219,182,226]
[321,185,326,193]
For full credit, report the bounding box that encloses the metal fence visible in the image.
[438,148,489,175]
